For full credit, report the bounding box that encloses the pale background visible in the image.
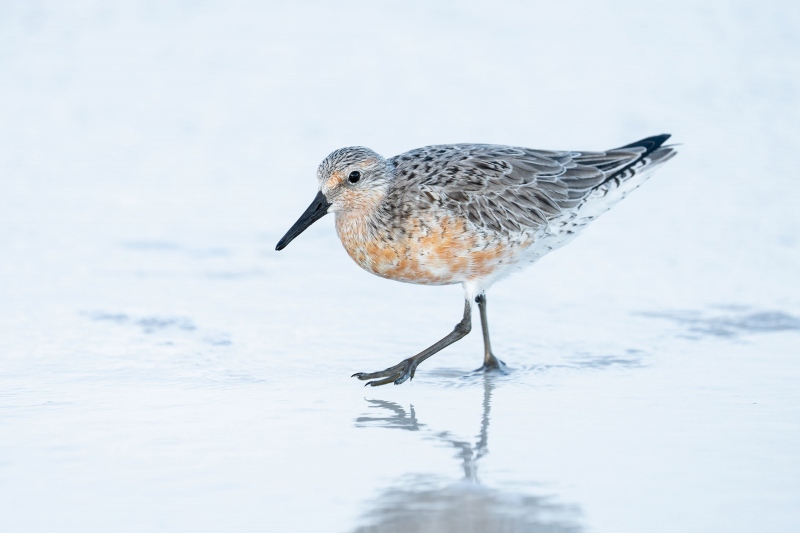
[1,1,799,532]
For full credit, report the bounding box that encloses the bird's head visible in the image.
[275,147,390,251]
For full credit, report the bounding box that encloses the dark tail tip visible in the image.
[617,134,671,156]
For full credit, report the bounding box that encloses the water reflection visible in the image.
[351,376,583,533]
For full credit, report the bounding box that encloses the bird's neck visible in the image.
[334,200,381,249]
[334,191,397,274]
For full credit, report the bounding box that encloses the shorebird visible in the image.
[276,135,676,386]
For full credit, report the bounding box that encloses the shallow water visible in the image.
[2,2,800,532]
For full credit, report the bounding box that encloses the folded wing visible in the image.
[391,135,674,236]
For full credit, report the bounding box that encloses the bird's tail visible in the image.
[578,134,677,220]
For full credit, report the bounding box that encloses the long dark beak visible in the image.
[275,191,332,251]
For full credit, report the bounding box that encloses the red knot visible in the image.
[276,135,677,386]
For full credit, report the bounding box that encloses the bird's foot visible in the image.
[474,353,508,374]
[352,357,418,387]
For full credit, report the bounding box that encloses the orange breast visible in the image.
[336,212,522,285]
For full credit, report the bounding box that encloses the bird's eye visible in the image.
[348,171,361,184]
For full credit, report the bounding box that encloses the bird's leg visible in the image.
[353,298,473,387]
[475,293,506,372]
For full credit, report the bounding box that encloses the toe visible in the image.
[352,359,415,384]
[393,373,410,385]
[474,358,508,374]
[353,369,393,380]
[365,375,400,387]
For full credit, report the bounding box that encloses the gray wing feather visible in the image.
[391,144,649,235]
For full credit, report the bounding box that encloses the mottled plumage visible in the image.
[277,135,677,386]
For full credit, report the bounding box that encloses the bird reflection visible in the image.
[351,375,584,533]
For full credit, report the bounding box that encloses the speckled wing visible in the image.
[390,136,672,236]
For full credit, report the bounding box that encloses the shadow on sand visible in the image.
[637,308,800,340]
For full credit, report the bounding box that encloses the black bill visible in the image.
[275,191,332,251]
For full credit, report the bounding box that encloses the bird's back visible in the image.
[386,135,673,230]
